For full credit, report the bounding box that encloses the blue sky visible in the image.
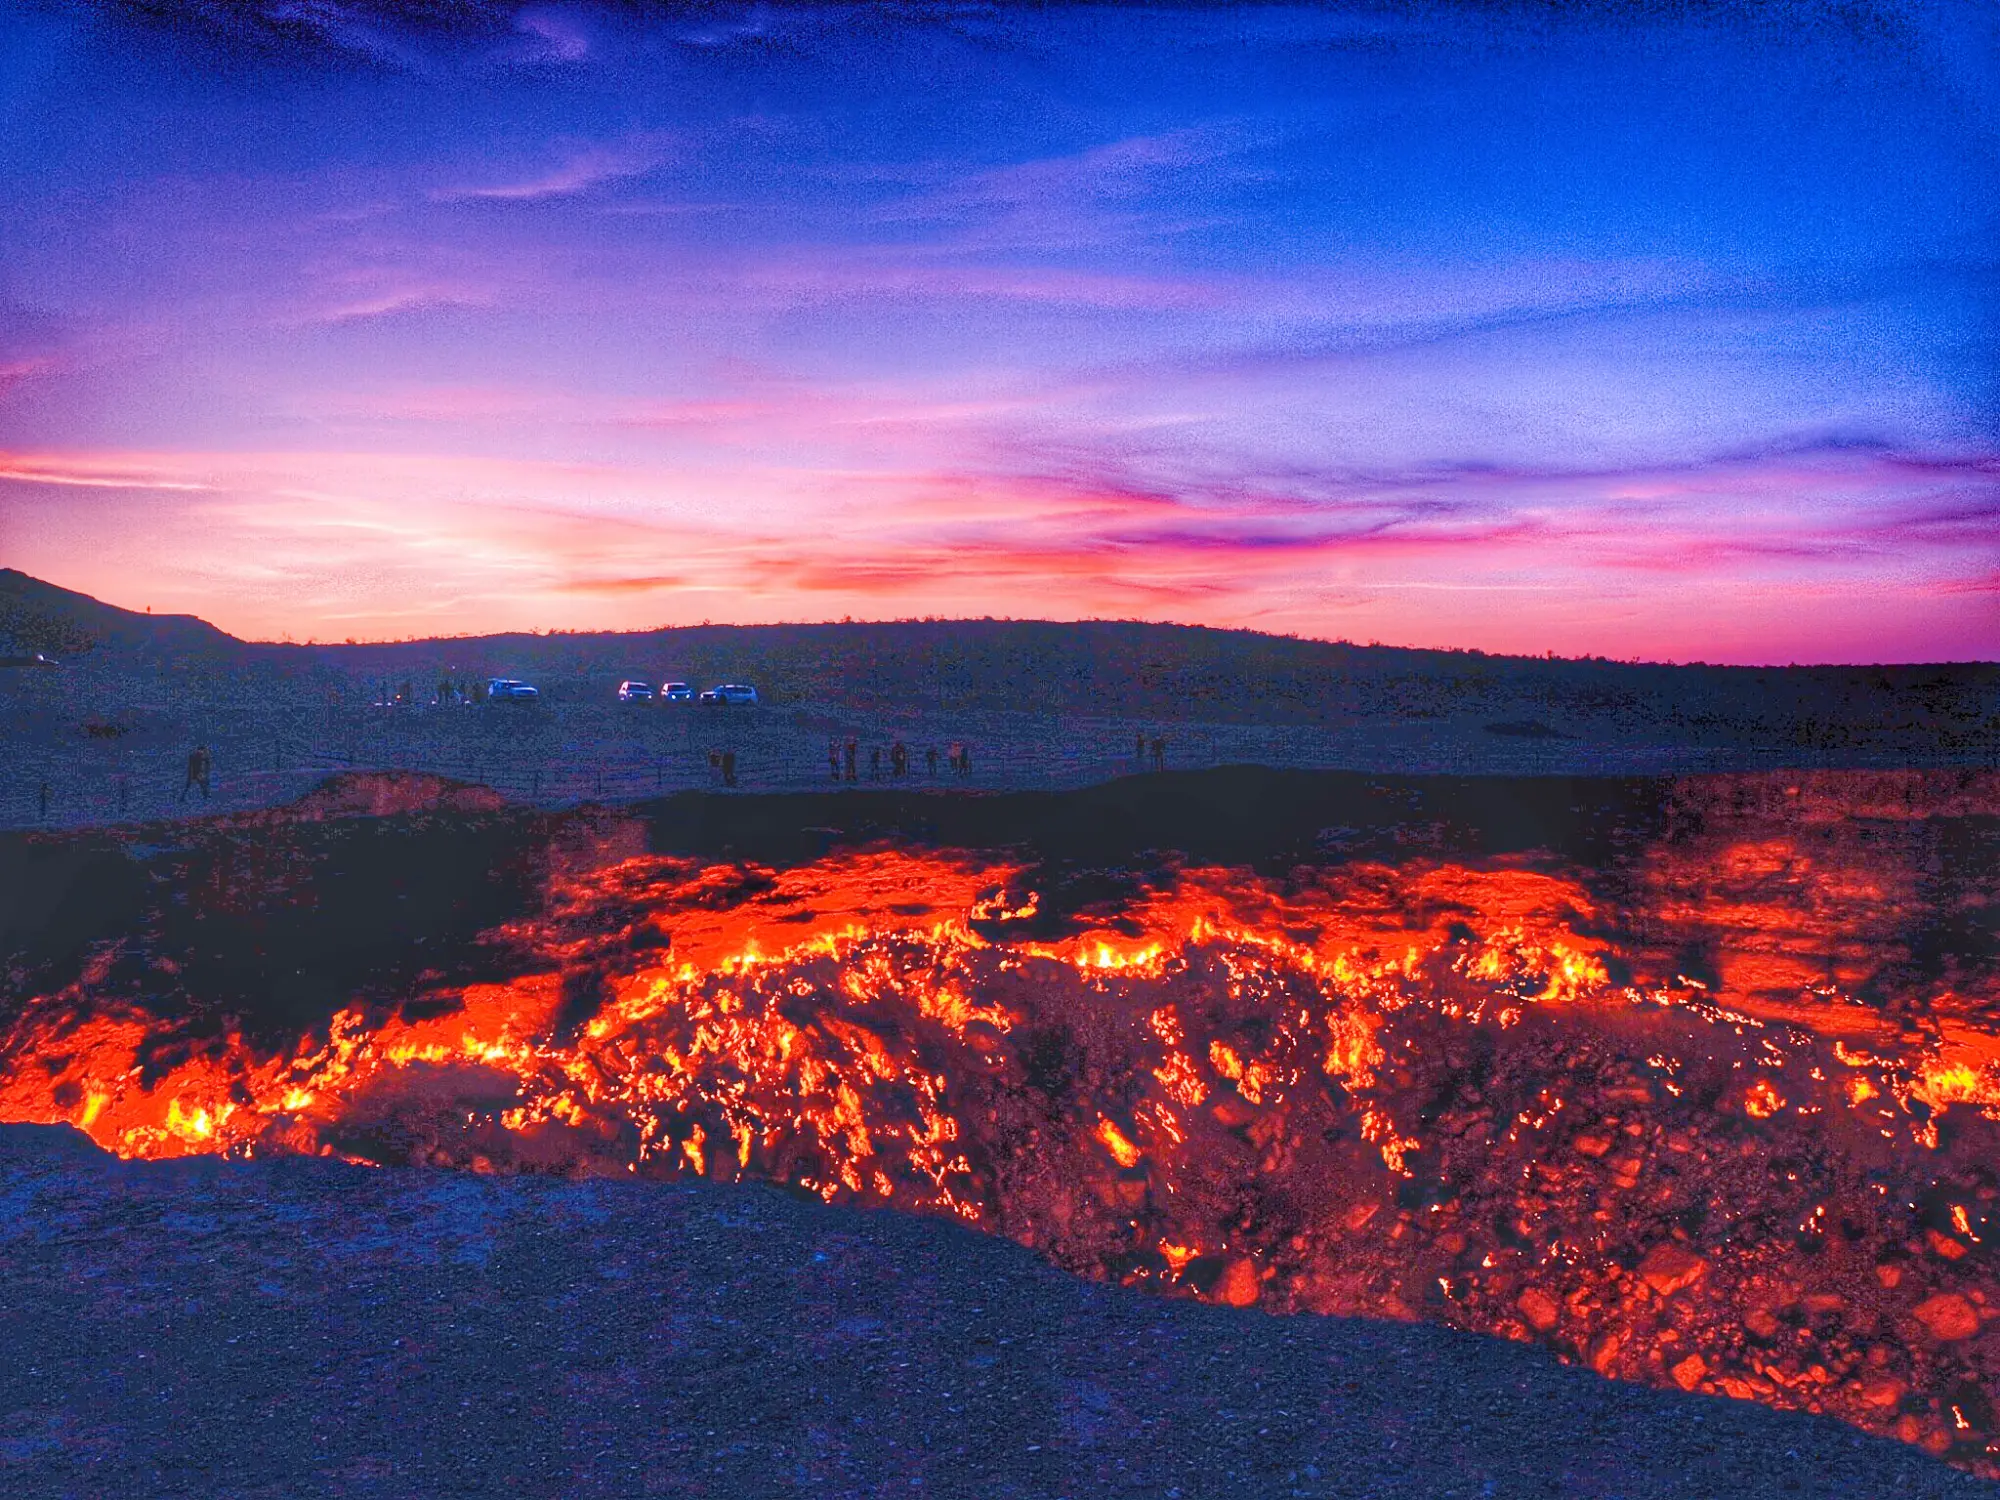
[0,0,1995,660]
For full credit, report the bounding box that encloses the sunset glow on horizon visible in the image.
[2,1,1996,663]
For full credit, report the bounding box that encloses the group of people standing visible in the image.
[827,738,970,782]
[152,725,1162,813]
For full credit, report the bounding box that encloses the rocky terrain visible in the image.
[1,1120,1991,1500]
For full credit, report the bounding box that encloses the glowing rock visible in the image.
[1516,1287,1560,1331]
[1911,1293,1980,1341]
[1638,1245,1708,1297]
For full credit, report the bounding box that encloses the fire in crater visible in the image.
[3,770,1998,1474]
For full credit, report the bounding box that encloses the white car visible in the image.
[661,681,694,703]
[700,683,758,705]
[616,680,655,702]
[486,678,539,701]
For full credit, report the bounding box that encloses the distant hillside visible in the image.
[5,572,1996,750]
[0,570,242,660]
[288,616,2000,744]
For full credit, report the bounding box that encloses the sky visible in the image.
[0,0,1996,662]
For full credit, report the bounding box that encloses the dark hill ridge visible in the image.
[0,568,241,660]
[0,1122,1989,1500]
[6,570,1998,745]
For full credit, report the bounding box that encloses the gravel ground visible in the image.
[7,650,1995,832]
[1,1124,1991,1500]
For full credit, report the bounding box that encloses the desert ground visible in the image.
[4,634,1996,832]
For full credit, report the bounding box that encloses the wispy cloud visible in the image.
[433,134,673,203]
[0,456,211,491]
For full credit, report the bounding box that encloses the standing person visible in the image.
[947,742,962,777]
[892,740,907,778]
[1150,736,1165,771]
[722,749,737,788]
[958,742,971,778]
[925,745,938,778]
[180,745,211,800]
[1136,732,1146,769]
[869,745,881,781]
[844,738,858,782]
[828,738,841,780]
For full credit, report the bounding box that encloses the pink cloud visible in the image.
[2,441,1994,664]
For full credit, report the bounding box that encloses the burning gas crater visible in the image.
[6,828,2000,1474]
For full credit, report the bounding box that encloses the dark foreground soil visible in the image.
[1,1124,1990,1500]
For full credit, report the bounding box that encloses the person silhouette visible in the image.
[925,745,938,778]
[892,740,907,778]
[722,749,737,788]
[180,745,211,800]
[1150,736,1165,771]
[828,739,841,780]
[869,745,881,781]
[1136,732,1146,768]
[844,738,858,782]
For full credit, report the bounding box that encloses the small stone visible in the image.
[1590,1331,1624,1375]
[1216,1258,1261,1308]
[1911,1293,1980,1341]
[1516,1287,1560,1332]
[1670,1353,1707,1391]
[1573,1133,1612,1159]
[1638,1244,1708,1297]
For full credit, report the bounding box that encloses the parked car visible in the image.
[486,677,540,701]
[660,681,694,703]
[616,680,655,702]
[700,683,759,706]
